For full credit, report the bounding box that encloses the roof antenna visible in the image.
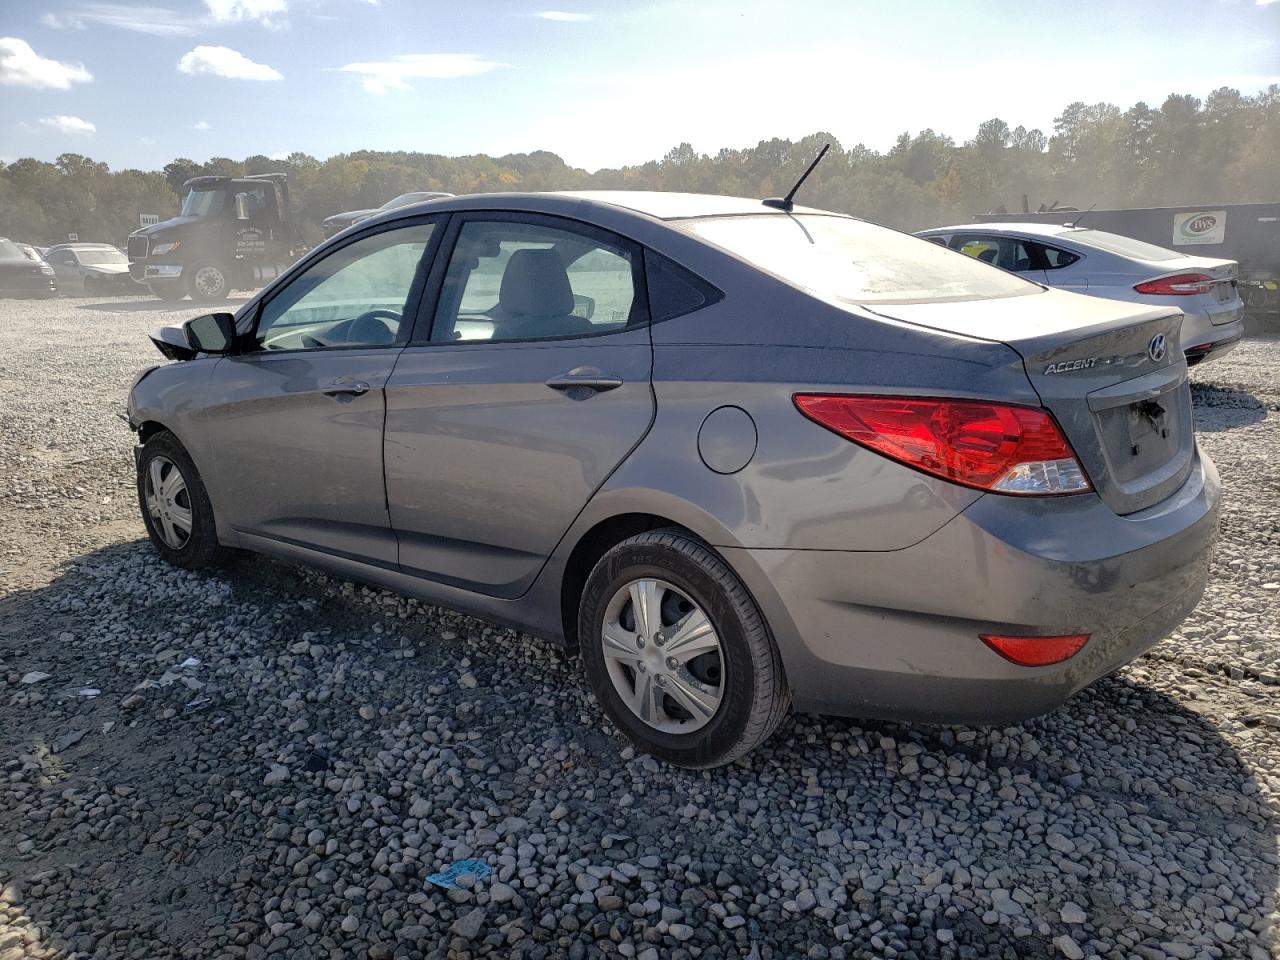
[1067,203,1096,228]
[763,142,830,212]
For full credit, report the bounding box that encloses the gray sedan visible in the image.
[127,191,1219,767]
[915,222,1245,365]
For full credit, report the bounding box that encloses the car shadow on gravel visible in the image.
[2,541,1277,959]
[1191,383,1269,432]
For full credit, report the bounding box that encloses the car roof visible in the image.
[46,242,120,250]
[387,190,828,223]
[918,222,1084,239]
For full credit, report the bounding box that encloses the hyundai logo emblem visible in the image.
[1148,334,1167,363]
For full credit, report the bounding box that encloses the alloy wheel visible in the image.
[144,455,193,549]
[601,578,725,733]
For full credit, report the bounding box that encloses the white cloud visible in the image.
[204,0,287,26]
[337,53,509,93]
[40,114,96,135]
[178,45,283,81]
[1258,0,1278,6]
[192,120,210,130]
[268,150,290,160]
[0,37,93,89]
[41,4,200,36]
[536,10,593,20]
[140,135,157,144]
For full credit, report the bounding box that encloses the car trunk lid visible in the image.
[868,289,1193,515]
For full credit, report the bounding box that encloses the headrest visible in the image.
[499,248,574,317]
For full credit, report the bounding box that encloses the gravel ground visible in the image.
[1,295,1278,960]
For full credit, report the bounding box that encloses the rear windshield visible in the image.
[678,214,1038,304]
[0,240,24,261]
[1066,228,1180,261]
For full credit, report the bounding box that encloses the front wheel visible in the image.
[186,261,231,301]
[137,432,232,570]
[579,529,790,768]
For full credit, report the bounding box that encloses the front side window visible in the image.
[253,222,435,351]
[679,215,1037,305]
[432,219,640,342]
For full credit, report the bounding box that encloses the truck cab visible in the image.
[127,173,296,301]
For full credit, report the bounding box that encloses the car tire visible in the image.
[137,431,233,570]
[579,528,790,768]
[82,275,96,297]
[186,261,231,301]
[149,282,186,302]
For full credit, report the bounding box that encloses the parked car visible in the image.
[322,191,453,237]
[44,242,139,296]
[0,237,57,298]
[915,222,1245,365]
[128,191,1219,767]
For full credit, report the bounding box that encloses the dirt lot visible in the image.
[1,295,1278,960]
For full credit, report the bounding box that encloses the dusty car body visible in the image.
[0,238,57,298]
[44,242,138,295]
[128,191,1219,767]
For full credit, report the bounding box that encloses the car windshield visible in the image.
[180,188,225,217]
[681,214,1039,304]
[0,239,24,261]
[1066,228,1181,261]
[75,249,127,265]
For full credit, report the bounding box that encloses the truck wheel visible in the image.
[187,261,231,301]
[149,282,186,302]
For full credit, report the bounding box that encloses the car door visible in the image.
[201,218,441,565]
[48,249,81,290]
[950,233,1048,284]
[384,213,655,598]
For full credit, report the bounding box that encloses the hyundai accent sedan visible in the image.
[915,222,1245,365]
[127,191,1219,768]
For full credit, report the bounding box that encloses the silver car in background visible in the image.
[44,242,139,296]
[127,192,1220,767]
[916,222,1245,365]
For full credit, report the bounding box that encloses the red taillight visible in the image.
[1134,273,1213,296]
[792,394,1091,495]
[980,633,1089,666]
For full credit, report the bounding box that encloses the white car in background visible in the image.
[916,223,1245,365]
[44,243,140,296]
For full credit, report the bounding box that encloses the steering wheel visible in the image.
[345,309,400,345]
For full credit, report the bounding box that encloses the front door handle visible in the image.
[322,378,370,397]
[545,370,624,394]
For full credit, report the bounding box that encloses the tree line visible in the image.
[1,85,1275,248]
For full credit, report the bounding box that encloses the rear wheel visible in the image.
[186,261,231,301]
[149,281,186,302]
[579,529,790,768]
[137,432,232,570]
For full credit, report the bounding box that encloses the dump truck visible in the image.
[127,173,298,301]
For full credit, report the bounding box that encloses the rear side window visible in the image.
[951,235,1037,273]
[645,251,723,322]
[679,215,1038,304]
[1037,244,1081,270]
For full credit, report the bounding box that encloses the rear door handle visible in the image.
[322,378,370,397]
[545,371,624,394]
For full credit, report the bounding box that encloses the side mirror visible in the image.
[571,293,595,320]
[184,312,236,354]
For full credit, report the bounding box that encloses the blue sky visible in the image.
[2,0,1278,171]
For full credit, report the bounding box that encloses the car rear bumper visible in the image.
[726,448,1220,723]
[1183,317,1244,366]
[0,276,58,298]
